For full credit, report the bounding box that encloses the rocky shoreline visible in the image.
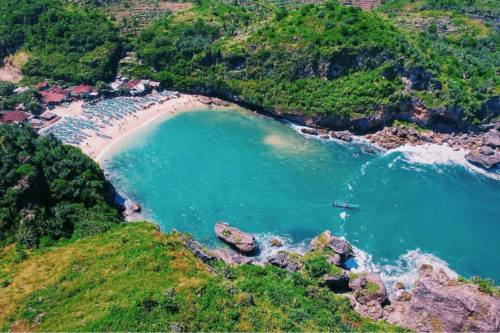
[195,89,500,171]
[293,121,500,170]
[177,223,500,332]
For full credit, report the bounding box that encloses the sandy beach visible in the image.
[44,93,214,164]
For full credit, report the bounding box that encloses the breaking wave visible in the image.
[349,247,458,299]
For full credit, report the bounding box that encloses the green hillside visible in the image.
[0,125,121,248]
[126,0,500,122]
[0,0,122,84]
[0,222,407,332]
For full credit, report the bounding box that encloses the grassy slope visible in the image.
[0,222,407,332]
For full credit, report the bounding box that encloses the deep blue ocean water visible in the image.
[103,108,500,295]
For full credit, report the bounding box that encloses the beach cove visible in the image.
[100,107,500,296]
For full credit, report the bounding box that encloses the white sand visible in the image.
[43,94,220,165]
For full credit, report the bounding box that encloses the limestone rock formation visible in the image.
[268,252,299,273]
[349,273,387,306]
[384,269,500,332]
[180,235,216,263]
[483,129,500,148]
[214,222,258,255]
[132,204,141,212]
[310,231,355,264]
[330,130,353,141]
[301,128,318,135]
[466,149,500,169]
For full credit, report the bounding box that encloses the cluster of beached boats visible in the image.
[41,91,176,145]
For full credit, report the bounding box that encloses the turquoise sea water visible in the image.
[103,108,500,294]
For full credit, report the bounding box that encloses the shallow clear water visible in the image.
[104,108,500,294]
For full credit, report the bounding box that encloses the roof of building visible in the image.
[48,86,62,93]
[58,89,72,96]
[149,81,161,87]
[72,84,93,94]
[13,87,30,94]
[29,118,43,126]
[38,82,48,87]
[43,93,66,104]
[131,83,146,93]
[110,82,122,90]
[0,110,12,115]
[2,110,30,123]
[39,111,57,120]
[121,79,142,89]
[141,79,151,85]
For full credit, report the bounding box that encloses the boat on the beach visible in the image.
[332,201,359,210]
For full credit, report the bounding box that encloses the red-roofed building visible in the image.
[121,79,142,89]
[71,84,93,99]
[43,93,66,105]
[38,82,49,91]
[48,86,62,93]
[1,110,30,124]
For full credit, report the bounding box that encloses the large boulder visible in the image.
[310,231,355,263]
[349,273,387,306]
[384,270,500,332]
[214,222,258,255]
[330,130,353,142]
[301,128,318,135]
[482,129,500,148]
[466,149,500,169]
[268,252,299,273]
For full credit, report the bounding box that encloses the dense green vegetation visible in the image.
[122,0,499,121]
[0,222,407,332]
[0,80,44,113]
[0,0,122,84]
[133,1,406,117]
[378,0,500,117]
[1,0,499,122]
[0,124,121,249]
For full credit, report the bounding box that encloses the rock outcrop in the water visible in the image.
[132,204,141,212]
[310,231,355,264]
[466,148,500,169]
[214,222,258,255]
[268,252,299,273]
[384,269,500,332]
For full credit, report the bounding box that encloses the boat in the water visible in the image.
[332,201,359,210]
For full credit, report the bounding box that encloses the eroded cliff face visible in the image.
[199,55,499,134]
[384,270,500,332]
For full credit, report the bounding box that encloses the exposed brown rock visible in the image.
[214,222,258,255]
[394,282,405,290]
[419,264,433,271]
[385,270,500,332]
[270,239,281,247]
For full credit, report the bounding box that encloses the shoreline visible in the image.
[42,93,235,165]
[80,94,207,163]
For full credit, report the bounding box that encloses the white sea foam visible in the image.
[253,232,310,265]
[387,143,500,180]
[349,246,458,299]
[340,211,347,220]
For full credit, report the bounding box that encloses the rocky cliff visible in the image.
[193,225,500,332]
